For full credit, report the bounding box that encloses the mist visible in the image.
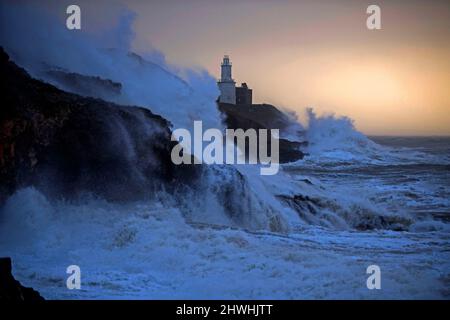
[0,2,222,132]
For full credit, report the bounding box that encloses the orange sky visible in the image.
[36,0,450,135]
[127,0,450,136]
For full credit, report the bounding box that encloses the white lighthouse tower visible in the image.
[218,55,236,104]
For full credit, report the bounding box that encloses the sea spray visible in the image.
[0,3,222,132]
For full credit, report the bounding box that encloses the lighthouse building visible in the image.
[218,55,252,105]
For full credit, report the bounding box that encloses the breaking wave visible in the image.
[1,2,449,300]
[0,3,222,132]
[302,108,449,167]
[0,2,445,237]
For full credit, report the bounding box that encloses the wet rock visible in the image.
[0,47,199,203]
[0,257,44,301]
[218,102,306,163]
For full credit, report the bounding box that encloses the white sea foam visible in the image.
[1,187,449,299]
[1,2,449,300]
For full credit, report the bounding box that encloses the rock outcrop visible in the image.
[219,102,293,131]
[0,47,199,203]
[219,102,306,163]
[0,257,44,301]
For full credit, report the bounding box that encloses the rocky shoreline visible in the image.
[0,47,199,204]
[0,257,44,301]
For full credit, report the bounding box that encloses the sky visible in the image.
[11,0,450,135]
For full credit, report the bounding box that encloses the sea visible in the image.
[1,136,449,299]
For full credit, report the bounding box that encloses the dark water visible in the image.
[370,136,450,158]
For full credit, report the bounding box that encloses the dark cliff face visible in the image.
[0,46,280,231]
[0,48,198,203]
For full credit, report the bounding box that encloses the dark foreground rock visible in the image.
[0,47,199,203]
[219,102,306,163]
[0,257,44,301]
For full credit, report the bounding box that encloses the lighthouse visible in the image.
[217,55,236,104]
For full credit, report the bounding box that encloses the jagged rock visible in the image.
[0,257,44,301]
[0,47,200,203]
